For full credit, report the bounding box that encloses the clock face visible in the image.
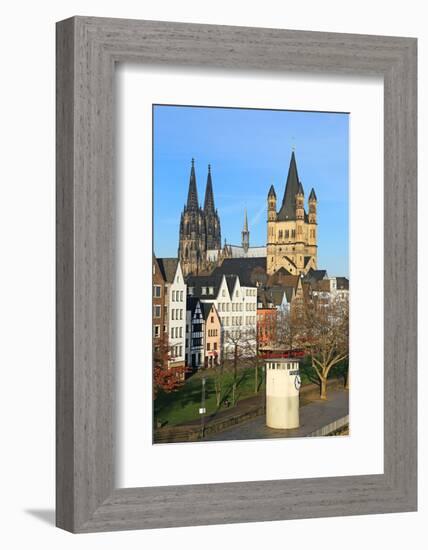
[294,375,302,391]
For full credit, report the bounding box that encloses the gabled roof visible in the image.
[267,270,299,290]
[225,274,239,296]
[153,255,166,282]
[186,273,224,299]
[200,301,219,321]
[336,277,349,290]
[157,258,179,283]
[277,151,304,221]
[187,296,203,317]
[211,257,266,286]
[303,268,328,284]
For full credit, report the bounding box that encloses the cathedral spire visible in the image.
[203,164,215,213]
[186,158,199,210]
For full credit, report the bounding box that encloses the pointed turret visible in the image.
[268,183,277,222]
[308,187,317,224]
[186,158,199,210]
[277,151,301,221]
[203,164,215,213]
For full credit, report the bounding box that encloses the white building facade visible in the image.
[188,274,258,357]
[158,259,187,368]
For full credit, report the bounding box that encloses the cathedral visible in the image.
[267,151,318,275]
[178,160,222,276]
[178,152,318,277]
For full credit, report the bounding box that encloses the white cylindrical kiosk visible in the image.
[266,359,301,429]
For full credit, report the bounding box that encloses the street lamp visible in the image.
[199,377,206,439]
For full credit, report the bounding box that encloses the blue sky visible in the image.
[153,105,349,277]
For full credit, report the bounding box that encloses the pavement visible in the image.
[204,388,349,441]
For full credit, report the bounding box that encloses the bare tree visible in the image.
[241,326,263,394]
[212,362,225,407]
[300,297,349,400]
[223,327,252,405]
[275,307,301,352]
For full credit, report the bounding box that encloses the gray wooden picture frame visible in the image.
[56,16,417,533]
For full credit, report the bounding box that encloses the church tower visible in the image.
[178,159,207,276]
[266,151,318,276]
[204,164,221,252]
[241,209,250,253]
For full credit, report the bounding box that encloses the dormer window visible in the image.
[201,287,207,295]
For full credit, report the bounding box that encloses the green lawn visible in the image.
[154,365,264,427]
[154,358,349,427]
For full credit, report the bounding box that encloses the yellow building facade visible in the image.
[267,152,318,276]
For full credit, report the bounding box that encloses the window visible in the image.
[179,309,183,320]
[222,289,226,297]
[171,327,175,338]
[214,342,217,350]
[154,325,160,337]
[207,343,211,351]
[188,287,194,296]
[202,287,207,295]
[211,316,214,323]
[180,290,184,301]
[171,309,175,320]
[209,287,214,294]
[153,305,161,318]
[179,327,183,338]
[285,230,289,239]
[153,285,161,298]
[172,290,176,301]
[292,229,296,238]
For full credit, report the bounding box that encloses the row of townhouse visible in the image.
[186,273,258,362]
[153,255,349,370]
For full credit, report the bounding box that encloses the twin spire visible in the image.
[186,158,216,213]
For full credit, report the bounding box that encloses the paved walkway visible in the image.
[204,389,349,441]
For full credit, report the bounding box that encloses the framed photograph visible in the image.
[56,17,417,532]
